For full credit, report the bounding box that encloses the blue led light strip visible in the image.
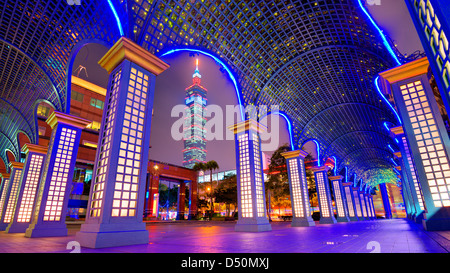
[357,0,401,66]
[161,48,244,121]
[312,139,321,167]
[375,76,402,125]
[273,111,295,151]
[107,0,124,36]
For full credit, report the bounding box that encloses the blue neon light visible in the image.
[390,158,398,166]
[107,0,124,36]
[273,111,295,151]
[331,156,337,175]
[383,121,390,131]
[312,139,321,166]
[375,76,402,125]
[160,48,245,121]
[388,144,395,153]
[357,0,401,66]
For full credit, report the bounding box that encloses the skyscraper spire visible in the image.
[192,58,201,85]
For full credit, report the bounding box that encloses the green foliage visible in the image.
[362,168,398,187]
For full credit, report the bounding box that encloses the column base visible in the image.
[336,216,350,223]
[422,217,450,231]
[319,216,337,224]
[349,216,359,221]
[291,217,315,227]
[76,222,149,248]
[25,223,67,238]
[414,212,424,224]
[4,222,30,233]
[0,223,9,231]
[235,218,272,232]
[76,230,149,249]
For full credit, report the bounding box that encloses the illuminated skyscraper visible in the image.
[183,59,207,169]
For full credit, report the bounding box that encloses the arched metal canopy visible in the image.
[0,0,407,179]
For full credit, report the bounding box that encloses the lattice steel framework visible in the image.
[0,0,407,184]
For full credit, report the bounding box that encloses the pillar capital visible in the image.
[98,37,170,75]
[8,161,24,170]
[45,111,91,130]
[0,173,10,179]
[310,165,330,173]
[328,175,344,181]
[389,125,404,138]
[227,119,267,135]
[281,149,309,159]
[378,56,429,84]
[21,143,48,155]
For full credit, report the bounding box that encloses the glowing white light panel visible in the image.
[0,179,10,217]
[402,136,425,210]
[112,67,148,217]
[3,169,22,223]
[17,154,44,223]
[90,69,121,218]
[333,181,345,217]
[43,127,77,222]
[360,193,367,218]
[353,189,362,217]
[345,187,355,217]
[252,133,265,218]
[316,172,330,218]
[238,133,252,218]
[289,159,304,218]
[401,80,450,207]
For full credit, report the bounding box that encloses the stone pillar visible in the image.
[0,162,24,230]
[176,181,186,220]
[25,112,89,237]
[329,175,350,222]
[390,126,426,223]
[228,119,271,232]
[281,150,315,227]
[379,183,393,219]
[311,166,336,224]
[368,195,377,219]
[342,180,358,221]
[5,144,47,233]
[364,193,374,220]
[76,37,169,248]
[380,57,450,230]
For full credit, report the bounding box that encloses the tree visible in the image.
[265,144,291,220]
[205,160,219,217]
[214,174,237,216]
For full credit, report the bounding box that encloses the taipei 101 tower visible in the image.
[182,59,207,169]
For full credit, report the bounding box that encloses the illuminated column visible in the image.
[281,150,315,227]
[352,185,364,220]
[0,173,11,205]
[76,37,170,248]
[329,176,350,222]
[228,119,272,232]
[0,162,24,230]
[24,112,89,237]
[342,181,358,221]
[359,188,368,220]
[364,193,374,220]
[311,166,337,224]
[380,57,450,230]
[5,144,47,233]
[368,195,377,219]
[379,183,393,219]
[390,126,426,223]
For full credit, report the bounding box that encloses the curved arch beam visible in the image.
[0,98,35,143]
[159,47,245,121]
[341,146,394,166]
[0,38,62,112]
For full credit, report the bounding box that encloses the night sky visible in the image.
[72,0,423,172]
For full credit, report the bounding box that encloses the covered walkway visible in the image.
[0,219,448,253]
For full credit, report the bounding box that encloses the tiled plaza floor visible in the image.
[0,218,448,253]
